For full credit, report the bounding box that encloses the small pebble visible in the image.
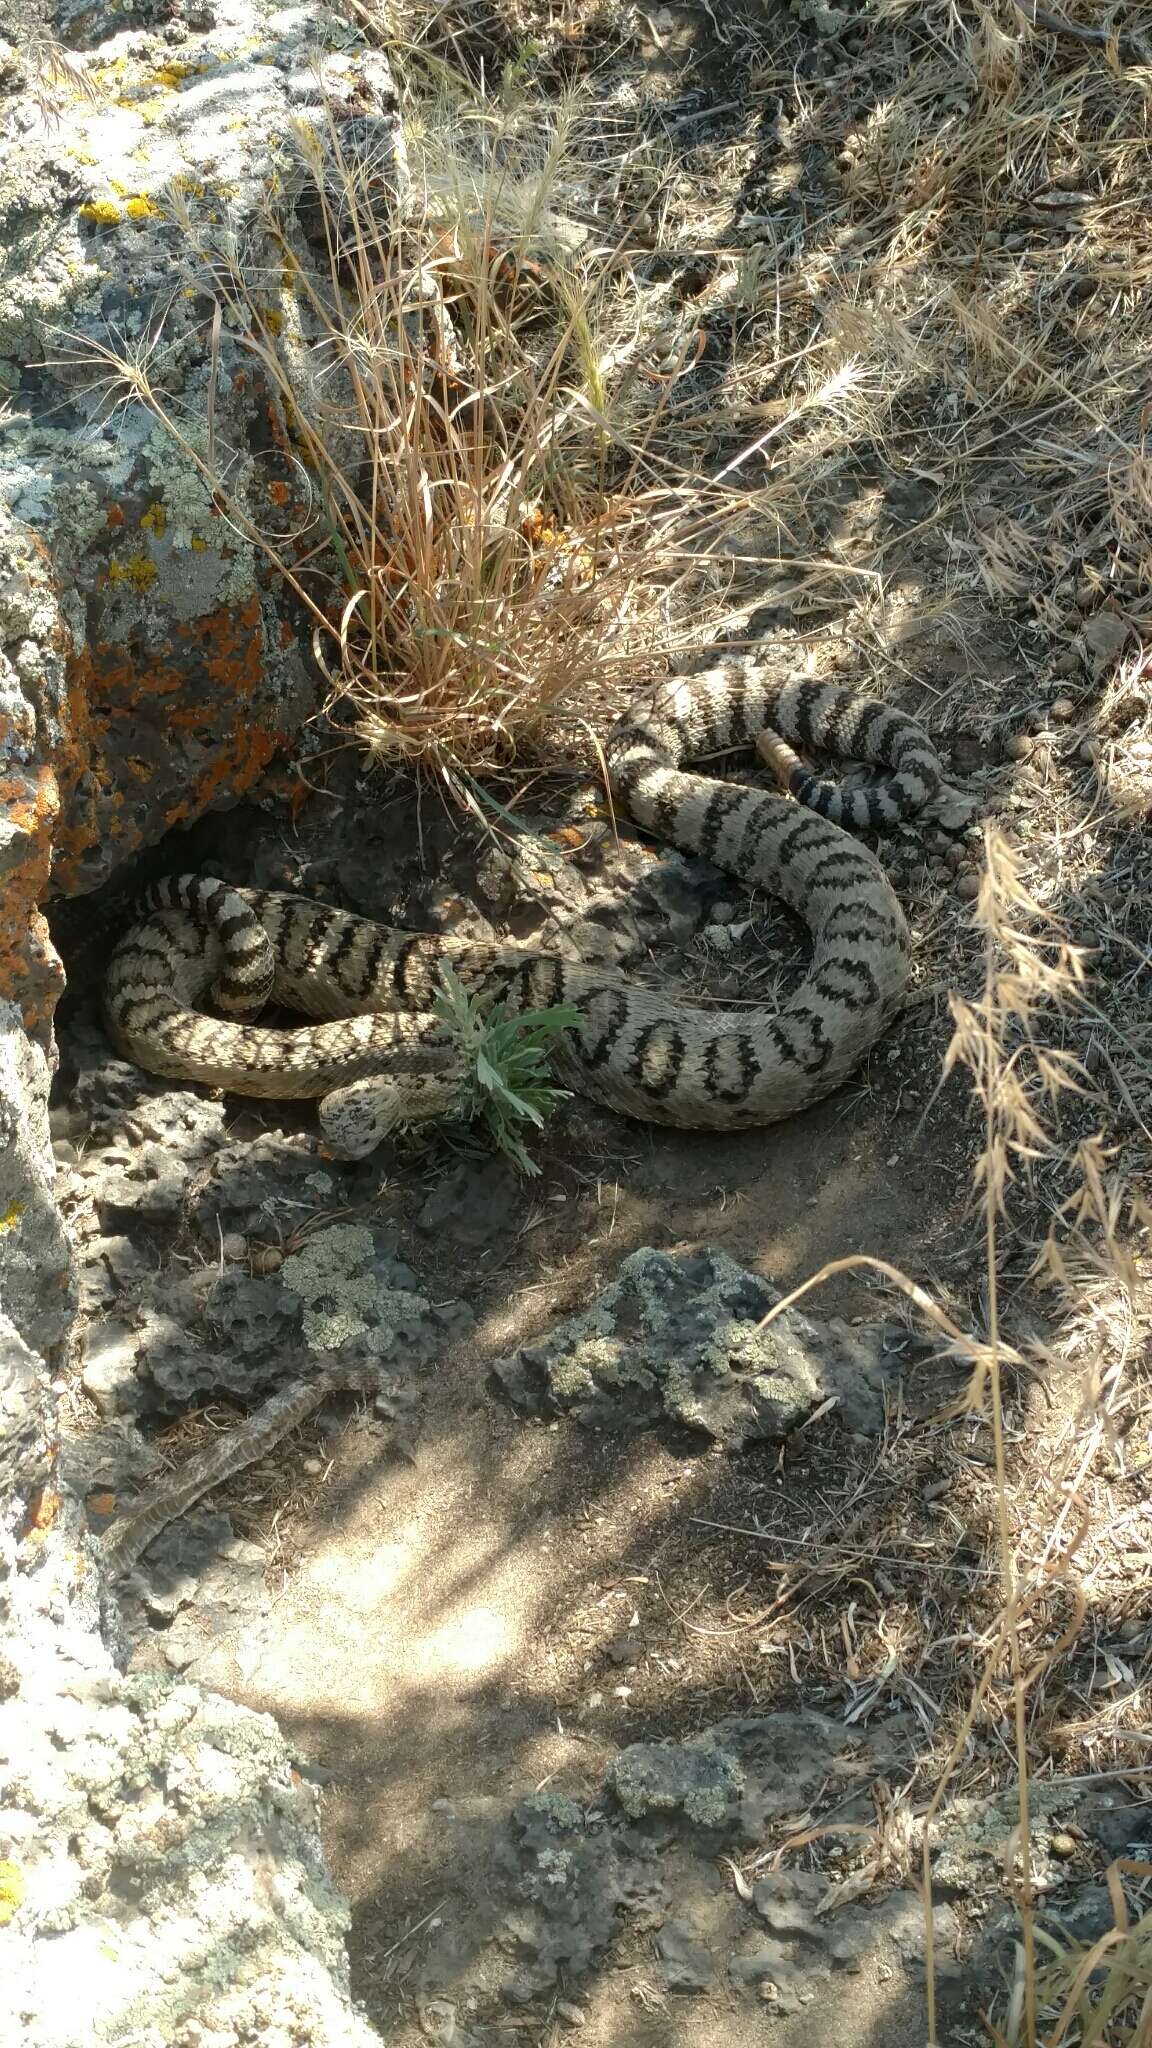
[1049,696,1076,721]
[250,1245,283,1274]
[1053,649,1081,676]
[301,1457,324,1476]
[954,872,981,901]
[1079,739,1101,764]
[221,1232,248,1262]
[1050,1833,1077,1860]
[1005,733,1033,761]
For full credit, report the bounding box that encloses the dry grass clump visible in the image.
[198,77,750,798]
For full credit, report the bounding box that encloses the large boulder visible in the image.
[1,4,406,1019]
[0,16,407,2043]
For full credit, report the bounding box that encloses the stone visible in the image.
[0,1005,74,1509]
[493,1246,921,1447]
[416,1159,524,1249]
[609,1736,744,1835]
[655,1918,714,1992]
[80,1319,145,1417]
[94,1144,190,1226]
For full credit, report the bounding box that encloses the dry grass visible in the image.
[172,69,773,805]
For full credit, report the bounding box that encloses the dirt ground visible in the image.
[176,1076,968,2044]
[49,0,1152,2041]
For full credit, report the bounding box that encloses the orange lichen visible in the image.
[24,1487,62,1534]
[0,767,62,1033]
[55,596,283,877]
[106,504,124,528]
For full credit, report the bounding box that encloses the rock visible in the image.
[61,1417,160,1504]
[1081,1784,1152,1858]
[2,17,406,1087]
[635,851,726,939]
[201,1271,300,1356]
[191,1137,349,1240]
[655,1918,714,1992]
[930,1782,1082,1896]
[0,514,67,1054]
[94,1143,191,1225]
[279,1224,433,1353]
[0,1486,380,2048]
[493,1246,918,1447]
[1077,611,1129,678]
[68,1054,227,1156]
[416,1159,524,1249]
[490,1792,666,2001]
[80,1319,146,1417]
[0,1006,74,1513]
[77,1235,153,1314]
[609,1736,744,1835]
[134,1310,246,1408]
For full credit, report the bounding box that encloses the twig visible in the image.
[1012,0,1149,64]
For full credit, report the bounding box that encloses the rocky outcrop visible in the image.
[0,16,408,2043]
[1,5,406,1025]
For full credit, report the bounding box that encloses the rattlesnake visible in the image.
[99,659,945,1574]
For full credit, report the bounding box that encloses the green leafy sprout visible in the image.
[433,965,581,1177]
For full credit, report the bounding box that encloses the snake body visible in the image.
[103,662,943,1155]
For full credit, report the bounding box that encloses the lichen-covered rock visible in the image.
[608,1735,745,1834]
[0,508,67,1051]
[0,999,73,1400]
[491,1792,666,2003]
[0,1487,380,2048]
[480,1709,962,2018]
[0,6,404,1030]
[493,1245,918,1444]
[280,1224,433,1353]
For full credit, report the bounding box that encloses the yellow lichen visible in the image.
[125,195,160,220]
[106,554,157,591]
[79,200,121,227]
[140,503,167,538]
[0,1199,22,1233]
[0,1862,23,1926]
[147,60,204,88]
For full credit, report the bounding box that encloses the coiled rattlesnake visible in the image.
[104,662,943,1151]
[98,660,945,1574]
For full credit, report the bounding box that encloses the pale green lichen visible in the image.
[535,1848,573,1887]
[519,1793,584,1832]
[280,1225,430,1352]
[609,1741,743,1826]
